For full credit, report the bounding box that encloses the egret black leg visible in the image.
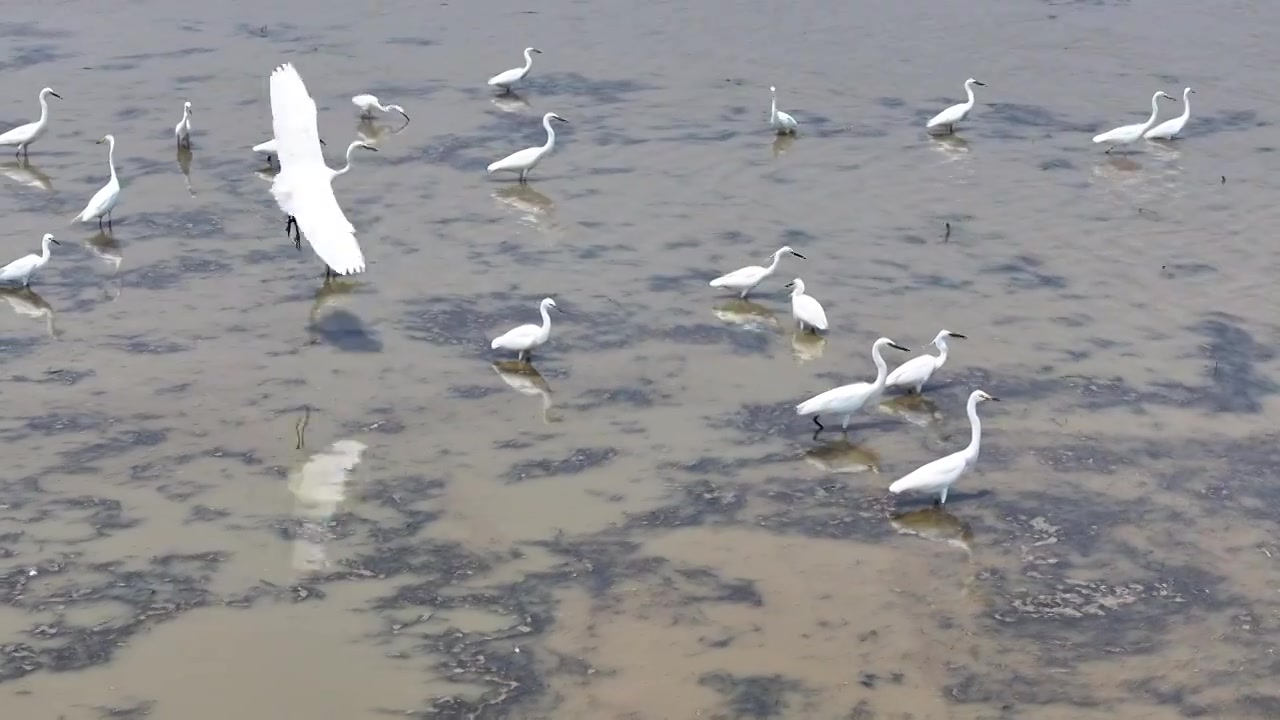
[812,416,824,431]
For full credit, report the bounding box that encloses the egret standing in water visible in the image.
[784,278,828,333]
[889,389,999,505]
[488,47,543,94]
[926,78,986,135]
[885,329,966,394]
[174,101,192,148]
[1093,91,1176,153]
[73,135,121,230]
[487,112,568,182]
[351,94,410,124]
[491,297,562,361]
[796,337,911,433]
[769,86,798,135]
[1144,87,1194,140]
[0,87,61,157]
[0,233,60,287]
[710,246,806,299]
[285,140,378,250]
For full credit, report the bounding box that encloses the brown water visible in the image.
[1,0,1278,717]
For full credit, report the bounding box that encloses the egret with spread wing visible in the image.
[268,63,366,278]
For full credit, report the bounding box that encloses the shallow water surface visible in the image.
[1,0,1279,718]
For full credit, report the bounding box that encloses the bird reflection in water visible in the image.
[176,145,195,197]
[287,438,368,573]
[878,393,942,427]
[790,329,826,363]
[771,133,795,158]
[929,133,970,159]
[889,506,985,601]
[712,299,779,330]
[803,439,880,474]
[492,360,559,423]
[308,276,358,343]
[0,287,57,338]
[491,93,531,114]
[85,231,123,301]
[0,158,53,191]
[494,184,558,231]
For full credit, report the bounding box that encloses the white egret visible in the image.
[926,78,986,134]
[796,337,911,432]
[1145,87,1194,140]
[73,135,121,230]
[268,62,367,278]
[784,278,828,333]
[889,389,999,505]
[488,47,542,93]
[254,136,327,166]
[174,101,192,148]
[709,246,806,299]
[491,297,562,361]
[769,86,798,135]
[0,233,60,287]
[1093,91,1176,153]
[885,329,966,394]
[487,112,568,182]
[285,140,378,250]
[351,94,410,124]
[0,87,61,156]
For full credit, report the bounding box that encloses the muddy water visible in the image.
[1,0,1278,717]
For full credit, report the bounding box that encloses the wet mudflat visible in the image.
[1,0,1279,718]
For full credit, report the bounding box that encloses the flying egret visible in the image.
[73,135,121,230]
[784,278,828,333]
[796,337,911,433]
[487,112,568,182]
[926,78,986,135]
[351,94,410,124]
[488,47,543,93]
[268,62,367,278]
[709,246,806,299]
[885,329,966,394]
[285,140,378,250]
[889,389,999,505]
[1093,91,1176,153]
[769,85,798,135]
[0,233,60,287]
[174,101,192,148]
[254,136,327,167]
[491,297,562,361]
[1144,87,1194,140]
[0,87,62,156]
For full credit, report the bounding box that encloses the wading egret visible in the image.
[174,101,192,148]
[769,86,798,135]
[0,88,61,156]
[351,94,410,124]
[784,278,828,333]
[487,112,567,182]
[0,233,60,287]
[885,329,966,394]
[796,337,911,432]
[1093,91,1175,153]
[889,389,999,505]
[254,137,328,166]
[73,135,121,230]
[492,297,562,361]
[269,63,367,278]
[709,246,806,299]
[1145,87,1194,140]
[285,140,377,250]
[488,47,542,93]
[926,78,986,135]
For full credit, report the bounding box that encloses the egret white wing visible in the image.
[885,355,934,388]
[710,266,763,288]
[272,177,365,275]
[889,452,968,495]
[0,123,37,145]
[269,63,326,170]
[796,382,871,415]
[793,295,827,329]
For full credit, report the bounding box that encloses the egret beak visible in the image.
[554,116,569,123]
[96,137,106,144]
[50,239,61,245]
[532,49,543,54]
[50,92,62,99]
[790,252,807,259]
[362,145,379,152]
[987,396,1001,402]
[784,282,795,289]
[889,342,911,352]
[319,139,328,147]
[948,332,967,339]
[973,81,987,87]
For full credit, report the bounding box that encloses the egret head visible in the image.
[319,138,328,147]
[770,85,777,93]
[784,278,805,293]
[878,337,911,353]
[527,47,543,55]
[975,390,1000,403]
[549,113,568,123]
[42,87,62,100]
[933,329,966,347]
[541,297,562,313]
[967,78,986,87]
[43,233,59,246]
[96,135,113,145]
[777,245,806,260]
[184,101,192,113]
[1158,91,1176,101]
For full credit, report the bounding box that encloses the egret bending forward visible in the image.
[73,135,121,230]
[492,297,562,361]
[268,63,367,278]
[710,246,806,299]
[488,47,543,93]
[0,233,60,287]
[796,337,911,433]
[1144,87,1194,140]
[488,112,568,182]
[784,278,828,333]
[285,140,378,250]
[889,389,999,505]
[1093,91,1175,153]
[351,94,410,124]
[927,78,986,134]
[0,88,62,157]
[174,101,192,148]
[769,86,798,135]
[885,329,966,394]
